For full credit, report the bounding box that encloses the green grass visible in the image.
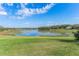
[50,29,77,33]
[0,36,79,56]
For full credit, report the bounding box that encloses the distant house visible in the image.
[65,26,72,29]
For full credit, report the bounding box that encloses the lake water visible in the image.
[16,29,68,36]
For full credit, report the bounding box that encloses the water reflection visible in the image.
[16,29,68,36]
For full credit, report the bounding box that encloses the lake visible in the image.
[16,29,70,36]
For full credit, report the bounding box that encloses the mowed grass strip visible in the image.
[0,36,78,56]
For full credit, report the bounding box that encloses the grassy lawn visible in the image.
[0,36,78,56]
[50,29,77,33]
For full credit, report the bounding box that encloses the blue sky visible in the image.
[0,3,79,28]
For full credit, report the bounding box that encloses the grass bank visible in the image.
[0,36,78,56]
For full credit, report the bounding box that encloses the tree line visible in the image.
[38,24,79,30]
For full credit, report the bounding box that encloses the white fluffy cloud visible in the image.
[0,4,7,15]
[0,3,55,18]
[7,3,14,6]
[0,11,7,15]
[16,3,55,18]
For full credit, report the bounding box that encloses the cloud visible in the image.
[0,4,7,15]
[0,3,55,19]
[7,3,14,6]
[0,11,7,15]
[16,3,55,18]
[0,3,28,16]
